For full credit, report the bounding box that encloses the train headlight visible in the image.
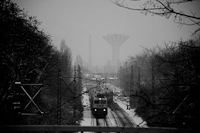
[94,109,97,111]
[103,109,106,111]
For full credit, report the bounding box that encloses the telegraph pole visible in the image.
[78,65,81,93]
[138,65,141,88]
[73,66,76,119]
[125,61,128,96]
[152,63,155,103]
[129,65,133,109]
[57,69,61,125]
[122,67,125,95]
[130,65,133,92]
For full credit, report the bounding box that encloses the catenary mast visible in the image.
[88,35,93,72]
[89,35,92,67]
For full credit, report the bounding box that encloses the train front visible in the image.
[92,94,108,118]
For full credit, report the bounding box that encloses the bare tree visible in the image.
[110,0,200,34]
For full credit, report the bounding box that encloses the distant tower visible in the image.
[103,34,129,67]
[89,35,92,69]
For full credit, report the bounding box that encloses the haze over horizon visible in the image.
[12,0,200,66]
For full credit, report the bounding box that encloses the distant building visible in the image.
[103,34,129,72]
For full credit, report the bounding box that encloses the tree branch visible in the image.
[111,0,200,20]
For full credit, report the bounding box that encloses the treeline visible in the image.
[118,37,200,128]
[0,0,83,125]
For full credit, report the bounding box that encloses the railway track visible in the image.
[109,109,122,127]
[109,103,136,127]
[96,116,112,127]
[92,104,135,128]
[96,117,116,133]
[96,118,106,126]
[105,116,113,127]
[91,114,111,127]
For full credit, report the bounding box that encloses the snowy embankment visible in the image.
[109,84,147,127]
[80,86,147,127]
[115,98,147,127]
[80,87,92,126]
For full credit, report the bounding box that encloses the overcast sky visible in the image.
[12,0,200,66]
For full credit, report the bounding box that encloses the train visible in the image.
[88,85,113,118]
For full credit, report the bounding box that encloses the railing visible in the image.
[0,125,195,133]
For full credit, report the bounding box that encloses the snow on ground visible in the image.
[115,98,147,127]
[80,87,147,127]
[80,89,92,126]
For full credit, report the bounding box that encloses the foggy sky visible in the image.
[12,0,200,66]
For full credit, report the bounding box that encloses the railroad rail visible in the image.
[0,125,194,132]
[110,103,135,127]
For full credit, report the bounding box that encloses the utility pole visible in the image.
[122,67,125,96]
[119,66,122,90]
[125,61,128,96]
[73,66,76,119]
[152,63,155,103]
[78,65,81,93]
[129,65,133,109]
[57,69,61,125]
[13,73,21,124]
[138,65,140,88]
[137,65,141,107]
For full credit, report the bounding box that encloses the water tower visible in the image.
[103,34,129,67]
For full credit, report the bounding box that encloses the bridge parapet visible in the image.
[0,125,194,133]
